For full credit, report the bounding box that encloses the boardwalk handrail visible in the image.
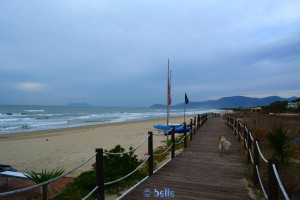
[83,139,150,200]
[104,156,150,186]
[83,155,151,199]
[83,134,152,200]
[115,175,149,200]
[255,165,268,199]
[226,114,290,200]
[104,135,150,156]
[256,141,268,164]
[272,164,290,200]
[153,143,173,157]
[164,127,174,135]
[0,152,97,197]
[175,135,186,145]
[82,186,98,200]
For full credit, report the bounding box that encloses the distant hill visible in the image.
[150,96,298,109]
[67,103,90,107]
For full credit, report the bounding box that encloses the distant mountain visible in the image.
[67,103,90,107]
[150,104,166,108]
[150,96,298,109]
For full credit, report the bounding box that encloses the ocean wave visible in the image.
[0,124,31,132]
[23,109,45,112]
[0,106,222,134]
[29,121,68,128]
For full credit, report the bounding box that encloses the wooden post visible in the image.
[171,127,175,159]
[244,125,247,150]
[247,130,252,164]
[235,118,237,130]
[148,131,153,176]
[237,121,241,142]
[197,114,200,130]
[199,114,202,127]
[193,116,196,135]
[268,159,278,200]
[227,116,229,127]
[253,139,259,186]
[234,117,237,137]
[96,148,104,200]
[233,117,235,132]
[183,122,187,148]
[189,119,193,141]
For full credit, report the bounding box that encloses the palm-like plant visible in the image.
[25,168,65,200]
[267,128,294,169]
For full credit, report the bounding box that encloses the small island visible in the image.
[67,103,90,107]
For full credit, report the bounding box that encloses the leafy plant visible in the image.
[103,144,147,195]
[164,135,185,150]
[267,128,294,169]
[153,146,169,163]
[25,168,65,200]
[54,144,147,198]
[54,170,94,200]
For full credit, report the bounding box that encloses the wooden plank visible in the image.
[123,117,251,200]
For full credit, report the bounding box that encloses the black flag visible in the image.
[185,93,189,104]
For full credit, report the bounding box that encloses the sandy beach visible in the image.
[0,116,190,177]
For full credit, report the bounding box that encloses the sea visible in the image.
[0,105,222,135]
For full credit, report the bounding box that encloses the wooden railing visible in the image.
[226,114,290,200]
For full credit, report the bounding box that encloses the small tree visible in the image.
[267,128,294,169]
[25,168,65,200]
[103,144,146,195]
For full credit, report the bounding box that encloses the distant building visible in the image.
[250,107,261,112]
[287,102,300,109]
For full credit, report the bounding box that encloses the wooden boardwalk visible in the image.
[124,117,251,200]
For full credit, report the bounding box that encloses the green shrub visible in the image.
[54,170,95,200]
[267,128,294,169]
[164,134,185,150]
[54,144,147,199]
[103,145,147,195]
[153,146,169,163]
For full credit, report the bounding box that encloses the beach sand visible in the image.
[0,116,190,177]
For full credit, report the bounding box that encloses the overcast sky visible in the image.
[1,0,300,107]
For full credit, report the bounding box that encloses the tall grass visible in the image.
[234,112,300,199]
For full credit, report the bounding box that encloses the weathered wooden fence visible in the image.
[227,114,290,200]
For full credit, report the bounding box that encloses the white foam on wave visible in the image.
[0,118,20,122]
[23,109,45,112]
[29,121,68,128]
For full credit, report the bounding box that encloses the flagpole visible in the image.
[167,59,170,140]
[167,59,170,127]
[184,102,186,123]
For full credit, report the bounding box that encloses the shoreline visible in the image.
[0,116,193,177]
[0,115,191,139]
